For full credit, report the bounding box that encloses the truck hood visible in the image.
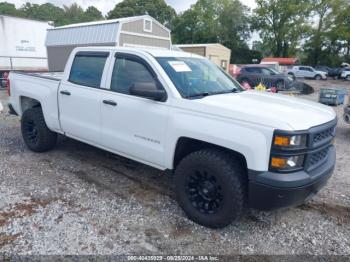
[195,91,336,130]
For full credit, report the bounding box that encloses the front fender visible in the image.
[164,110,274,171]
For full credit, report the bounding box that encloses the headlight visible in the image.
[273,134,307,148]
[270,155,305,171]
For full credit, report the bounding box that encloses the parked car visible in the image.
[340,68,350,80]
[237,66,294,90]
[315,65,332,73]
[287,66,328,80]
[327,67,344,79]
[8,47,337,228]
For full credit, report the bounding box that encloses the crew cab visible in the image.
[287,66,328,80]
[8,47,337,228]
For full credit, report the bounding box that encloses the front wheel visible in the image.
[21,107,57,152]
[174,149,246,228]
[315,74,322,80]
[276,80,285,90]
[288,73,296,80]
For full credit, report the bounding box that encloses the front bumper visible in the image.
[248,146,335,210]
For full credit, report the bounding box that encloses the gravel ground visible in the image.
[0,80,349,256]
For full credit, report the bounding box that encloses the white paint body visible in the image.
[341,69,350,80]
[9,47,336,172]
[287,66,327,80]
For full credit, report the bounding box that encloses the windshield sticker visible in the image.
[168,61,192,72]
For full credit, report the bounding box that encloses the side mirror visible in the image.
[129,82,167,102]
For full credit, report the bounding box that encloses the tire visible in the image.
[21,107,57,152]
[346,75,350,81]
[315,74,322,80]
[288,73,296,80]
[174,149,246,228]
[276,80,285,90]
[239,78,249,84]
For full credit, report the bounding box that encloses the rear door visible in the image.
[58,51,110,144]
[100,52,169,167]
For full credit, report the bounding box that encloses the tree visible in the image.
[61,3,85,25]
[302,0,350,66]
[331,1,350,61]
[20,3,65,25]
[253,0,311,57]
[81,6,104,22]
[172,0,255,63]
[107,0,176,28]
[303,0,344,65]
[0,2,21,16]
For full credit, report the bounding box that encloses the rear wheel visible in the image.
[174,149,246,228]
[21,107,57,152]
[239,78,249,84]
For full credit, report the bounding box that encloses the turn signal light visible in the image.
[271,157,288,168]
[270,155,305,171]
[274,136,290,146]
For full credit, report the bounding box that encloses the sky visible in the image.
[4,0,257,15]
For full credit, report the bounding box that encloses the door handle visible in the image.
[60,90,71,96]
[103,100,117,106]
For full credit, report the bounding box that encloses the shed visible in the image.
[175,43,231,72]
[46,15,171,71]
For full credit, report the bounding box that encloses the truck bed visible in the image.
[9,70,63,133]
[12,71,63,81]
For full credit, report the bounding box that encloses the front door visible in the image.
[100,53,169,167]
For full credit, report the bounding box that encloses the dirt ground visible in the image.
[0,80,349,256]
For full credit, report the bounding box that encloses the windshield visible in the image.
[156,57,243,98]
[268,68,280,74]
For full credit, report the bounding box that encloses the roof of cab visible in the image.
[73,46,204,59]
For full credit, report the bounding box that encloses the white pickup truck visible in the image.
[8,47,337,228]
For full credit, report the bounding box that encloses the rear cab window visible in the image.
[69,51,109,88]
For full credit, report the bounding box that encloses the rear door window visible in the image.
[69,52,109,88]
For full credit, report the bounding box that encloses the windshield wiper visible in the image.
[185,89,239,99]
[185,92,210,99]
[209,88,240,96]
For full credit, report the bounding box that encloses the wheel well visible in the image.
[20,97,41,114]
[173,137,248,171]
